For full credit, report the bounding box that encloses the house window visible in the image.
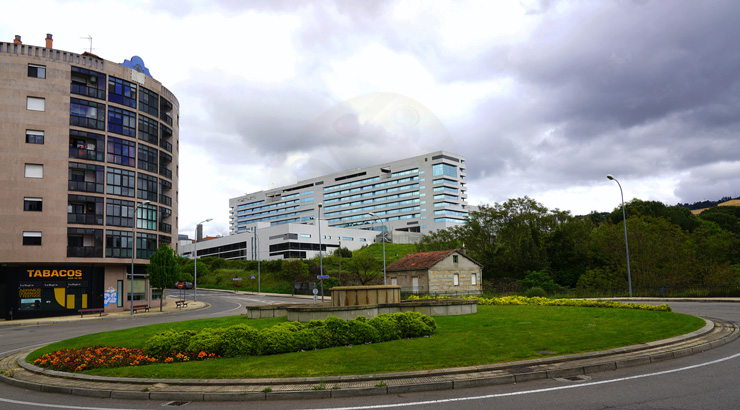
[138,144,158,172]
[471,273,477,286]
[25,164,43,178]
[28,64,46,78]
[106,167,136,197]
[137,173,158,202]
[108,106,136,137]
[453,255,458,263]
[26,97,45,111]
[71,66,106,100]
[23,231,42,246]
[24,197,43,212]
[453,273,460,286]
[136,203,158,231]
[26,130,44,144]
[70,98,105,130]
[107,137,136,167]
[106,198,134,227]
[108,76,137,108]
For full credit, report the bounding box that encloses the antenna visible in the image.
[80,35,95,53]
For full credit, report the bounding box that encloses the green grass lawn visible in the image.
[29,305,704,379]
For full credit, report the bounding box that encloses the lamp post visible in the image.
[250,226,261,293]
[607,175,632,297]
[194,218,212,302]
[317,203,323,278]
[367,212,387,285]
[131,200,150,316]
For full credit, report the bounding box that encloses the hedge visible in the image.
[144,311,436,358]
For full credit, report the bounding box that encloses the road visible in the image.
[1,297,739,410]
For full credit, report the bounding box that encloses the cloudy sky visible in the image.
[4,0,740,237]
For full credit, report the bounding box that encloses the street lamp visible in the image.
[131,200,150,316]
[367,212,387,285]
[194,218,213,302]
[607,175,633,297]
[250,226,261,293]
[317,203,323,279]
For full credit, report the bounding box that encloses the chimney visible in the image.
[459,244,466,256]
[13,35,21,44]
[45,34,53,49]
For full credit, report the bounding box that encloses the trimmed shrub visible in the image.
[187,328,227,355]
[221,324,260,357]
[348,319,381,344]
[144,329,197,357]
[368,314,402,342]
[258,326,297,355]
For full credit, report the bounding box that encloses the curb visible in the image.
[1,317,736,401]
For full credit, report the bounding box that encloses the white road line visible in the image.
[296,352,740,410]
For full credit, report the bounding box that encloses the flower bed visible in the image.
[33,346,216,372]
[407,295,672,312]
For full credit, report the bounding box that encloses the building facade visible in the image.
[229,151,469,237]
[0,34,179,320]
[385,250,482,296]
[180,221,378,261]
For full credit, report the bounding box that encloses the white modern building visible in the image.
[179,220,379,261]
[229,151,469,237]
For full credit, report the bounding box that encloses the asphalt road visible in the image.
[1,297,739,410]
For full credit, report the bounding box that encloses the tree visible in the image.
[280,259,309,284]
[147,244,180,312]
[347,252,381,285]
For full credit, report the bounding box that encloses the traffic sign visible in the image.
[176,282,184,289]
[317,275,330,279]
[233,278,242,281]
[251,275,255,279]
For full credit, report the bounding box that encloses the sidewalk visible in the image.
[0,296,209,328]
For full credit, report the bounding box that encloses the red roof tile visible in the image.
[386,249,457,271]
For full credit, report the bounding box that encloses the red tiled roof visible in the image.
[386,249,457,272]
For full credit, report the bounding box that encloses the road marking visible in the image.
[297,351,740,410]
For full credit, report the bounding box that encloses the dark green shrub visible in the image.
[394,311,434,338]
[221,325,260,357]
[258,327,297,355]
[321,316,352,346]
[524,286,548,298]
[368,314,402,342]
[348,319,380,344]
[293,328,321,351]
[143,329,197,356]
[187,328,227,355]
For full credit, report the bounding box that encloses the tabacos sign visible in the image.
[27,269,83,278]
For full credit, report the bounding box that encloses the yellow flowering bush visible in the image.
[407,295,672,312]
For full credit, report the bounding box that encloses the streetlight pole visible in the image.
[251,226,260,293]
[367,212,387,285]
[131,200,150,316]
[607,175,632,297]
[318,203,323,278]
[194,218,212,302]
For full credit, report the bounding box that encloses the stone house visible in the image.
[385,249,482,296]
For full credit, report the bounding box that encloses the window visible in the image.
[136,232,157,259]
[106,198,134,227]
[138,144,158,172]
[28,64,46,78]
[106,167,136,197]
[70,98,105,130]
[23,231,42,246]
[26,97,45,111]
[453,255,458,263]
[67,194,104,225]
[137,173,158,202]
[25,130,44,144]
[108,76,137,108]
[453,273,460,286]
[25,164,43,178]
[67,228,103,257]
[71,66,106,99]
[107,136,136,167]
[108,106,136,137]
[432,163,457,177]
[138,115,158,144]
[137,203,157,231]
[68,162,104,193]
[105,230,132,258]
[139,87,159,117]
[471,273,477,286]
[68,130,104,161]
[24,198,43,212]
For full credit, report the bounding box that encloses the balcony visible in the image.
[67,246,103,258]
[159,138,172,153]
[69,147,104,162]
[159,194,172,207]
[159,222,172,234]
[67,213,103,225]
[159,166,172,179]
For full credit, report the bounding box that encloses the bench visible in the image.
[176,300,188,308]
[133,304,150,313]
[78,308,104,317]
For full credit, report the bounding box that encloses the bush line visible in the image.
[406,295,672,312]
